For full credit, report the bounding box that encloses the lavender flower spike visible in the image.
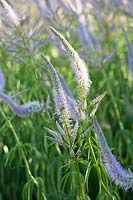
[42,55,84,121]
[0,92,41,117]
[41,55,70,120]
[49,26,92,110]
[93,117,133,190]
[0,68,5,91]
[0,0,20,26]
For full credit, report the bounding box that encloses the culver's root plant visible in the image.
[0,1,133,199]
[42,26,133,195]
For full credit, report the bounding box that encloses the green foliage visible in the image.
[0,1,133,200]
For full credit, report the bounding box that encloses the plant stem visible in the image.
[74,156,85,199]
[1,110,37,185]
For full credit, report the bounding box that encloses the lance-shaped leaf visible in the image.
[93,117,133,191]
[0,92,41,117]
[56,121,66,137]
[49,26,92,110]
[90,92,107,117]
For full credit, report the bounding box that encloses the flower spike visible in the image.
[49,26,92,110]
[93,117,133,191]
[0,92,41,117]
[0,0,20,26]
[41,54,70,121]
[42,54,83,121]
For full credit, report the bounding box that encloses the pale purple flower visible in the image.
[0,0,20,26]
[42,54,84,147]
[0,68,5,91]
[41,55,70,121]
[0,92,41,117]
[93,118,133,190]
[49,26,92,110]
[58,73,85,121]
[42,54,85,122]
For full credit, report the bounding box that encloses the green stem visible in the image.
[88,137,112,199]
[102,67,124,130]
[101,182,112,200]
[88,137,97,164]
[21,149,38,185]
[1,111,37,185]
[74,156,85,199]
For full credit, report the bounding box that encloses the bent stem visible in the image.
[1,110,38,185]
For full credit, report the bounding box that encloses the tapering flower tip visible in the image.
[41,54,59,85]
[42,54,70,119]
[0,68,6,91]
[93,118,133,191]
[0,0,20,26]
[49,26,92,106]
